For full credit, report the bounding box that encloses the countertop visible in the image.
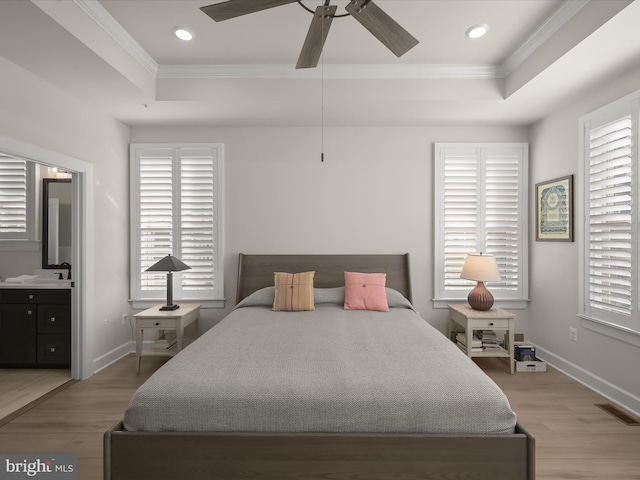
[0,281,73,289]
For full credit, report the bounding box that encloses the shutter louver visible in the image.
[0,160,28,236]
[588,116,633,316]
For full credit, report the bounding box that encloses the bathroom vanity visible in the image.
[0,285,71,368]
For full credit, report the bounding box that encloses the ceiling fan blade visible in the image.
[200,0,298,22]
[296,5,337,69]
[345,0,419,57]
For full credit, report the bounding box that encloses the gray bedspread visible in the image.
[124,289,517,434]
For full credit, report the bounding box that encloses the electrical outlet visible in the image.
[121,313,128,325]
[569,327,578,342]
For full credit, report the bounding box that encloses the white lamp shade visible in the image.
[460,254,501,282]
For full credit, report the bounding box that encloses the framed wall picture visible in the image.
[536,175,573,242]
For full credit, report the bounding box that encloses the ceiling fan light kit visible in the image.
[200,0,420,69]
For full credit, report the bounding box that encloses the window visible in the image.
[433,143,529,308]
[130,144,225,308]
[0,158,37,248]
[579,92,639,342]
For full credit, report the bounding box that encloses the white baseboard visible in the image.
[92,340,155,374]
[532,343,640,418]
[92,342,133,374]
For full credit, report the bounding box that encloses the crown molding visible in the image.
[75,0,587,81]
[500,0,589,76]
[72,0,158,76]
[157,63,501,80]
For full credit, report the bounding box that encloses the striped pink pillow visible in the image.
[273,271,315,311]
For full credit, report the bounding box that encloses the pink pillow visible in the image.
[344,272,389,312]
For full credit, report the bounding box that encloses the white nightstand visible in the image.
[133,303,201,374]
[448,304,516,374]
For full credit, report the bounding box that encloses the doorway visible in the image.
[0,133,93,381]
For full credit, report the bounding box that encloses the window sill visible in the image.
[579,314,640,348]
[432,298,530,309]
[129,298,226,310]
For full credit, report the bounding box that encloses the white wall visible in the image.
[0,57,132,371]
[0,51,531,373]
[131,125,529,334]
[529,65,640,414]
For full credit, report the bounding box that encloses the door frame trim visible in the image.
[0,134,94,379]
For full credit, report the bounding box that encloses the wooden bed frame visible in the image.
[104,253,535,480]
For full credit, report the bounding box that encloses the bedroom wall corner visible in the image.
[528,64,640,413]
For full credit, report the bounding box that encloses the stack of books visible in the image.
[456,332,483,353]
[476,330,502,350]
[155,332,177,349]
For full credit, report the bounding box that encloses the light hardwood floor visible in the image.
[0,369,72,423]
[480,358,640,480]
[0,355,638,480]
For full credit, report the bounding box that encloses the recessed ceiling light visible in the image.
[466,24,489,39]
[173,27,194,41]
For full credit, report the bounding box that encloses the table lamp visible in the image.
[460,253,501,311]
[145,254,191,311]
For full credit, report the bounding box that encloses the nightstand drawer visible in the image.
[136,318,177,329]
[471,318,510,329]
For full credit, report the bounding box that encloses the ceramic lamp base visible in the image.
[468,281,494,311]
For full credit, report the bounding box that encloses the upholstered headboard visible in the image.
[236,253,412,304]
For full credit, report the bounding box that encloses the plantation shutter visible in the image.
[0,159,31,239]
[587,116,633,318]
[139,153,174,291]
[131,144,224,304]
[484,151,520,292]
[442,151,478,290]
[434,144,528,307]
[180,150,216,292]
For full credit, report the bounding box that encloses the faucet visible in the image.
[60,262,72,280]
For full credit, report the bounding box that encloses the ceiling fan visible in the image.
[200,0,419,69]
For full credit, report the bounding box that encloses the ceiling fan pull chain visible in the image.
[321,1,325,163]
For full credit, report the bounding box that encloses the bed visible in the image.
[104,253,535,480]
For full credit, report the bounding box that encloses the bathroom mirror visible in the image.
[42,178,72,269]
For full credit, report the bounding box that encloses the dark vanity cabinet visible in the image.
[0,289,71,368]
[0,303,37,364]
